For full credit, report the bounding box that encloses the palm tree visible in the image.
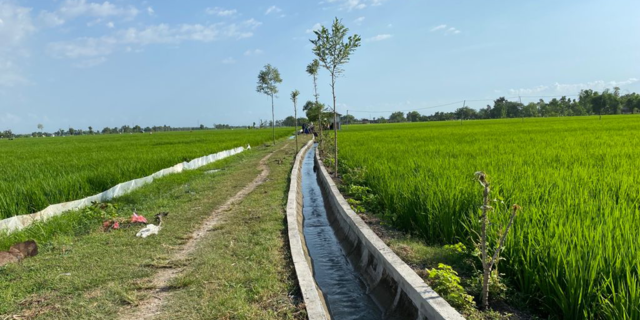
[291,90,300,152]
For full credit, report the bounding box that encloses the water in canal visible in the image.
[301,143,383,320]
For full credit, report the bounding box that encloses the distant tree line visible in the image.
[0,130,14,139]
[1,118,315,139]
[348,89,640,123]
[5,89,636,139]
[0,123,264,139]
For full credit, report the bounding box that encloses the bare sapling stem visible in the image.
[489,205,519,273]
[475,171,520,310]
[314,70,322,146]
[332,77,338,177]
[271,94,275,145]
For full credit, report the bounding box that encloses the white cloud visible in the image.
[146,6,154,16]
[120,20,261,45]
[324,0,385,11]
[306,23,322,34]
[265,5,282,15]
[47,19,263,65]
[366,34,392,42]
[48,36,118,58]
[74,57,107,68]
[244,49,263,56]
[86,18,102,27]
[38,0,139,27]
[0,60,29,87]
[508,78,640,95]
[430,24,446,32]
[206,7,237,17]
[0,2,35,87]
[106,21,114,28]
[222,57,236,64]
[58,0,139,19]
[508,85,549,95]
[430,24,461,35]
[0,2,35,47]
[553,78,639,93]
[354,16,365,25]
[0,113,22,125]
[346,0,366,10]
[38,11,65,27]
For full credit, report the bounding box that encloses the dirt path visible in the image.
[119,144,287,320]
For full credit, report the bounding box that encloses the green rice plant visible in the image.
[0,129,292,219]
[335,115,640,319]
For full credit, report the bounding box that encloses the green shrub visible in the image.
[444,242,466,254]
[427,263,475,312]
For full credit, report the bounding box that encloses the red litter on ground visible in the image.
[131,213,147,224]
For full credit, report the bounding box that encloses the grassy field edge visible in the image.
[0,136,307,319]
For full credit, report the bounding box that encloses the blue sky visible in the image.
[1,0,639,133]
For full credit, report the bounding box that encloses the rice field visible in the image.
[0,129,291,219]
[336,116,640,319]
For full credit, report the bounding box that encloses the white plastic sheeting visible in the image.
[0,145,250,234]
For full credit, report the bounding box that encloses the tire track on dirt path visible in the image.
[119,143,290,320]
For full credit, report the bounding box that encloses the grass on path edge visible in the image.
[0,137,307,320]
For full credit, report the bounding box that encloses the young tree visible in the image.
[406,111,421,122]
[306,59,320,104]
[341,114,356,124]
[310,18,361,176]
[306,59,323,141]
[475,172,519,310]
[592,90,606,120]
[389,111,405,122]
[256,64,283,145]
[282,116,296,127]
[522,102,539,117]
[291,89,300,152]
[454,107,478,120]
[303,100,325,123]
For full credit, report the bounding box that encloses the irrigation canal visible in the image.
[301,143,389,320]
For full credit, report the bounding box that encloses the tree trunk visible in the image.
[294,100,298,153]
[331,76,338,177]
[482,264,490,310]
[313,75,319,104]
[271,94,275,145]
[313,74,322,145]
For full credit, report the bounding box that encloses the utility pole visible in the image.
[461,100,465,125]
[346,110,349,128]
[519,96,523,122]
